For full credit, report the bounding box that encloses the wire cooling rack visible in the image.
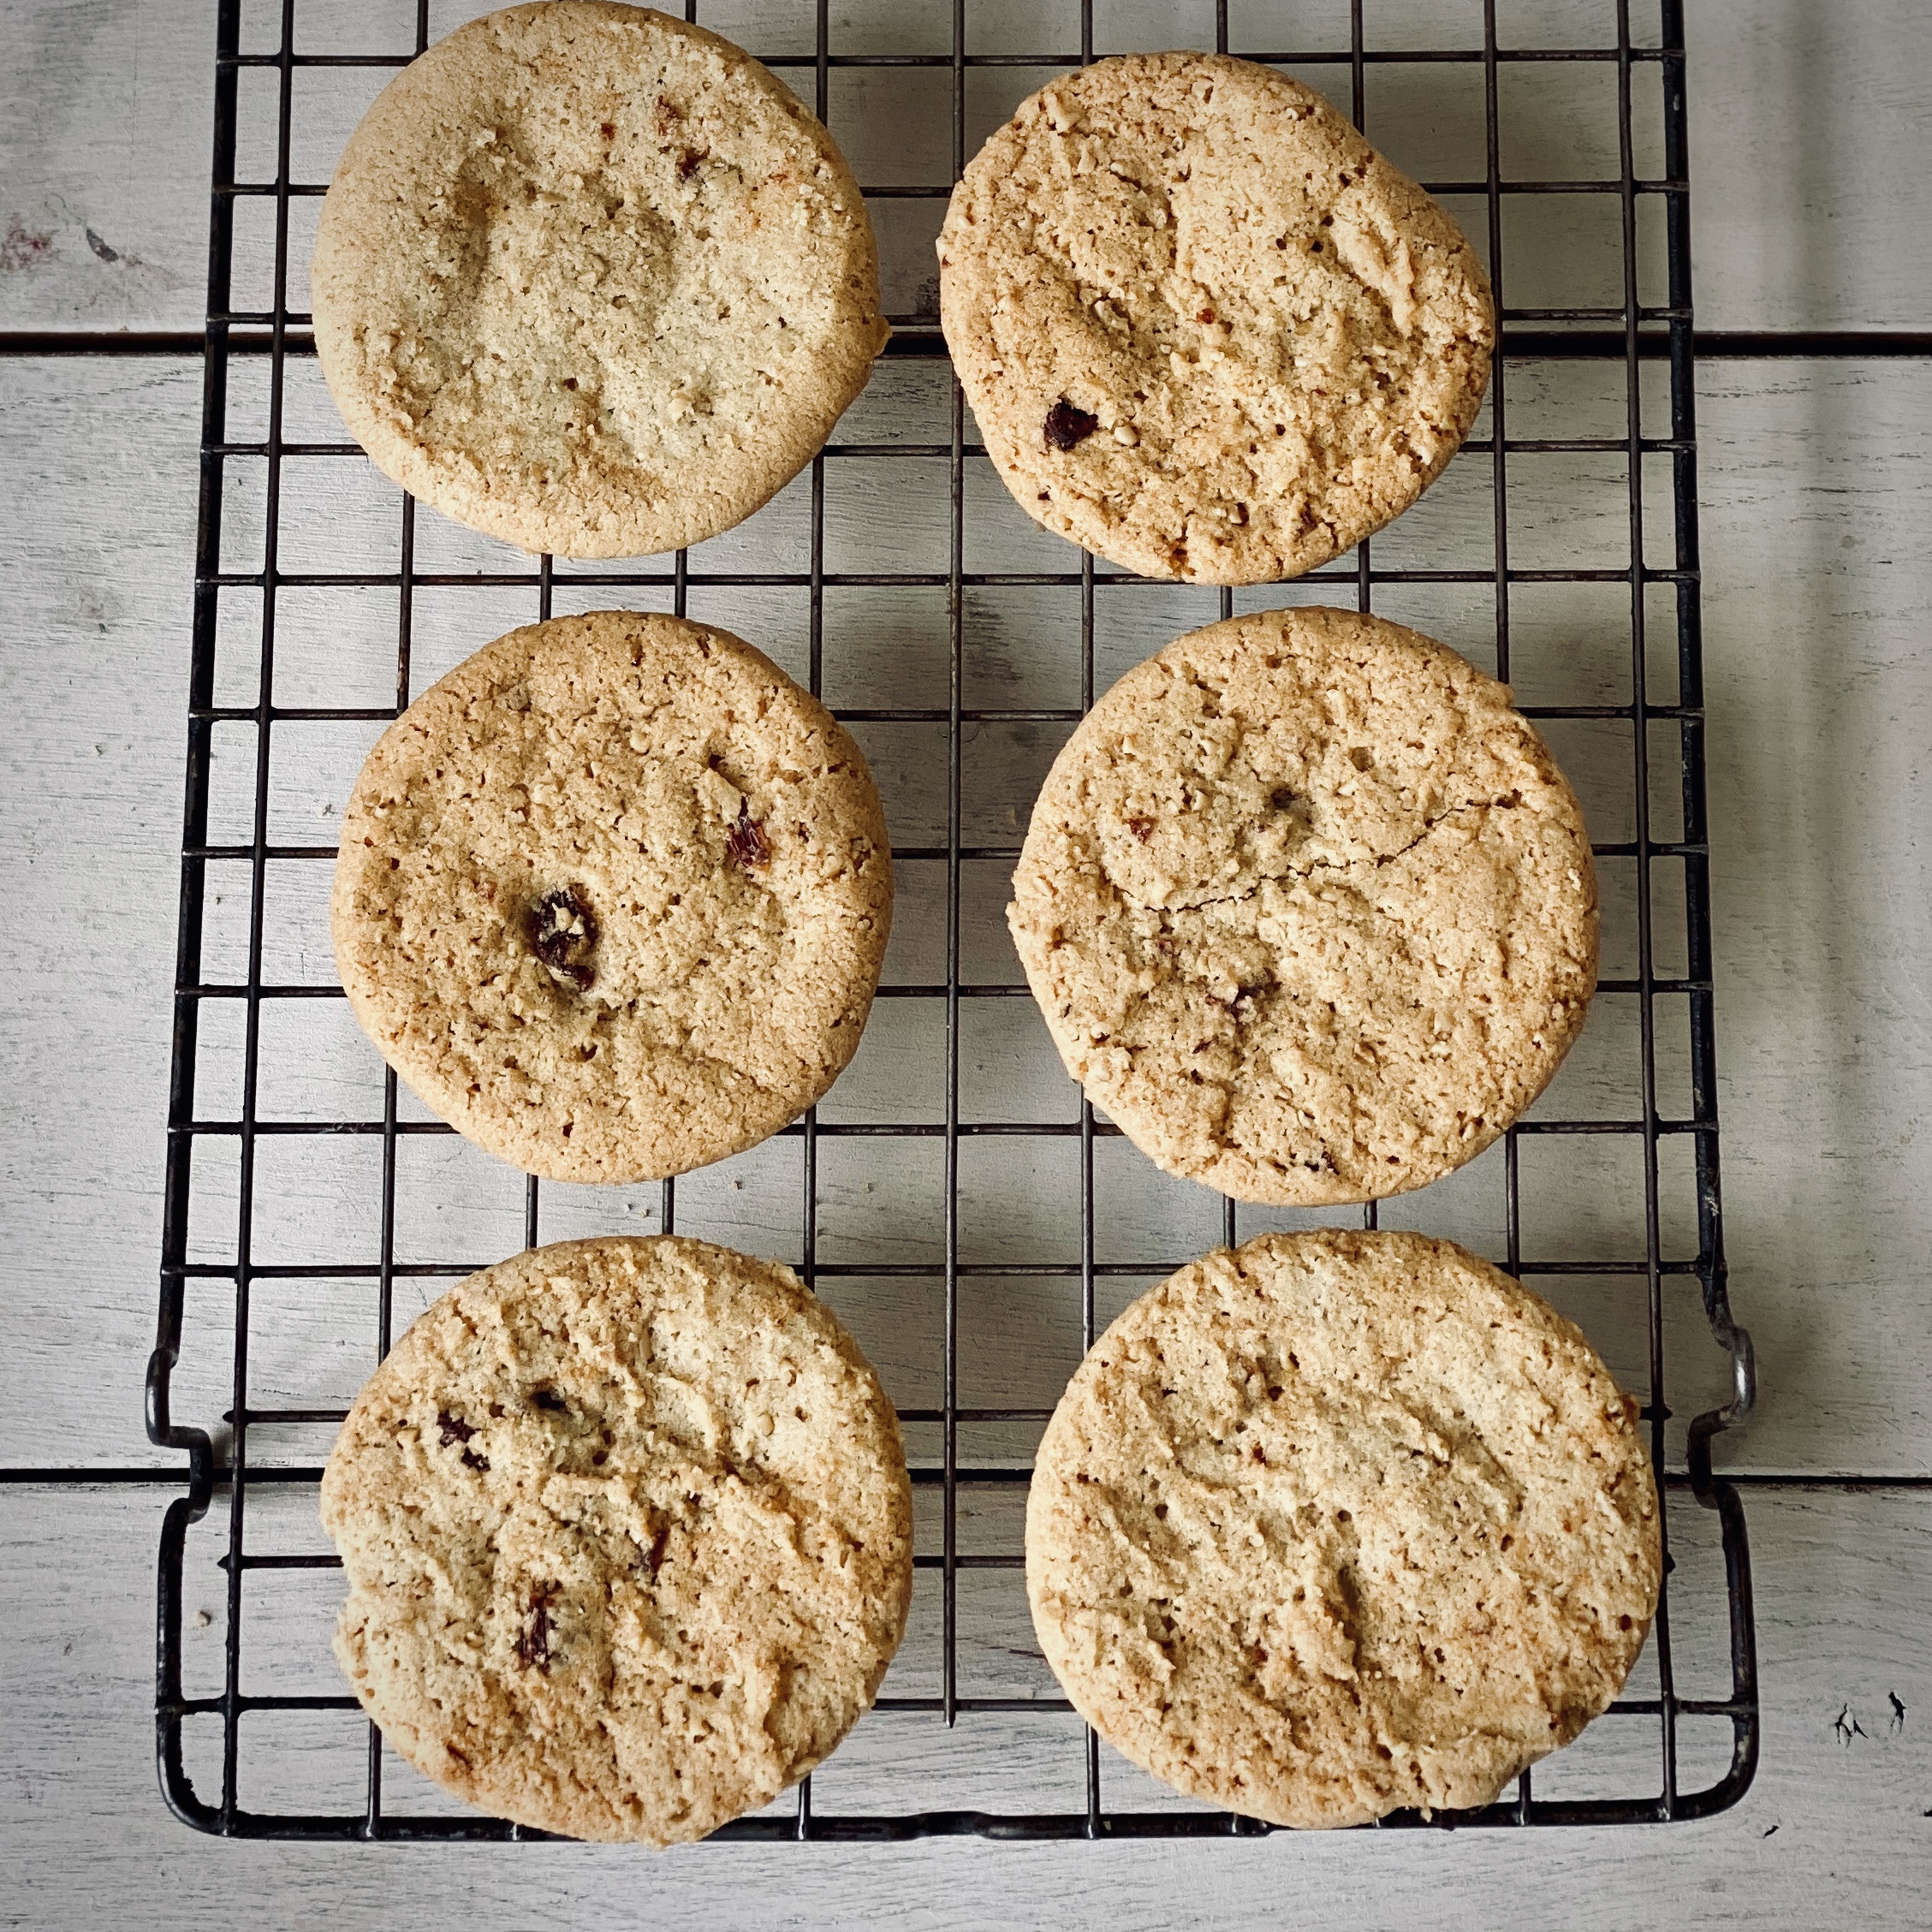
[148,0,1758,1839]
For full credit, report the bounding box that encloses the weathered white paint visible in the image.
[2,0,1930,1917]
[2,1483,1926,1928]
[3,353,1928,1473]
[6,3,1931,336]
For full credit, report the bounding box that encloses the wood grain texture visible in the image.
[1700,362,1932,1477]
[2,1481,1925,1929]
[3,3,1931,1916]
[6,2,1929,337]
[4,352,1927,1474]
[0,354,195,1468]
[0,0,210,332]
[1685,0,1932,333]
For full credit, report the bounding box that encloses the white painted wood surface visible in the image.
[6,354,1926,1475]
[6,1,1931,335]
[3,0,1930,1919]
[3,1483,1928,1927]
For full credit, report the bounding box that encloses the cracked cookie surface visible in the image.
[938,51,1493,585]
[322,1235,914,1844]
[1008,607,1596,1204]
[332,609,891,1183]
[1025,1230,1661,1828]
[312,2,888,558]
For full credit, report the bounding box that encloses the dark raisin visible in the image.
[1127,815,1155,844]
[1196,307,1216,324]
[514,1584,561,1672]
[641,1523,671,1578]
[530,884,598,990]
[1043,397,1099,451]
[460,1448,490,1471]
[600,121,616,138]
[531,1386,568,1414]
[725,799,771,870]
[677,148,703,179]
[437,1411,476,1447]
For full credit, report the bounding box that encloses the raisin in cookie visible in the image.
[332,609,891,1183]
[322,1235,914,1844]
[312,2,889,558]
[939,52,1492,584]
[1026,1230,1661,1828]
[1008,606,1596,1205]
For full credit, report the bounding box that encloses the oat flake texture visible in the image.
[1008,605,1597,1205]
[1025,1231,1662,1828]
[312,2,889,557]
[331,609,891,1184]
[321,1236,914,1844]
[939,52,1494,584]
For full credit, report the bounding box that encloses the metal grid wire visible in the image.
[149,0,1760,1838]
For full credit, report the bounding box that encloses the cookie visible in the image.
[939,52,1493,585]
[332,609,891,1183]
[321,1234,914,1844]
[312,2,889,558]
[1027,1230,1661,1828]
[1008,607,1596,1205]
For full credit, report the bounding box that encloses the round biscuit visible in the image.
[1025,1230,1662,1828]
[332,609,892,1183]
[312,2,889,557]
[1008,606,1596,1204]
[321,1234,915,1844]
[939,51,1493,584]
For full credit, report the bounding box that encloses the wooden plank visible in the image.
[3,347,1930,1473]
[0,354,199,1468]
[0,1480,1924,1926]
[9,2,1928,338]
[1697,359,1932,1477]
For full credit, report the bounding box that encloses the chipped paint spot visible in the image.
[1,216,53,271]
[85,226,119,262]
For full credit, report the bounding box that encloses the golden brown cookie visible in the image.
[332,609,892,1183]
[939,52,1493,584]
[321,1235,915,1844]
[312,2,889,557]
[1026,1230,1661,1828]
[1008,606,1596,1205]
